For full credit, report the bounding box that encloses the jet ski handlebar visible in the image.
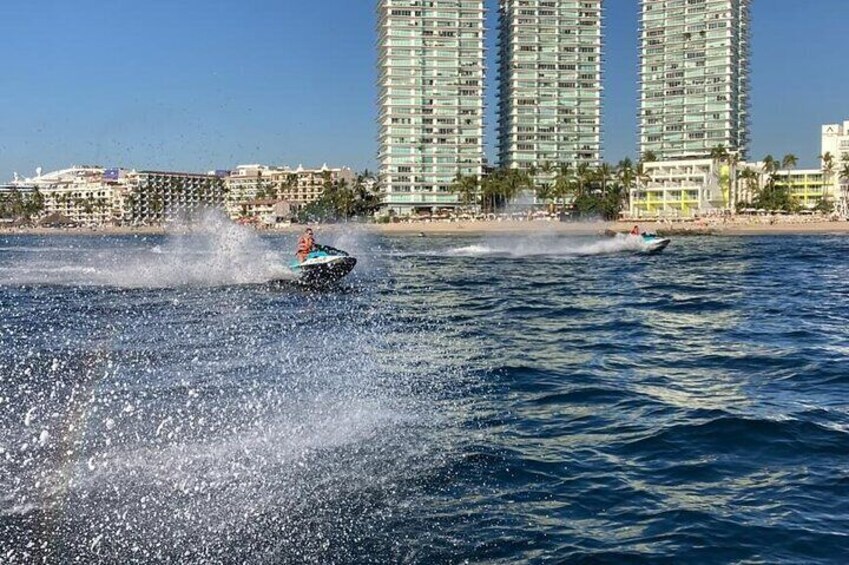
[314,244,348,256]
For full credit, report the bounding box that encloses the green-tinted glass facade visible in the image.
[639,0,751,160]
[377,0,486,214]
[498,0,602,172]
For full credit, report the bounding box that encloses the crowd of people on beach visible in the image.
[382,210,843,226]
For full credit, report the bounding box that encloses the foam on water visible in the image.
[0,240,471,562]
[0,212,295,288]
[444,233,651,257]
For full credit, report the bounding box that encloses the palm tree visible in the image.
[575,162,592,198]
[479,168,528,213]
[617,158,635,192]
[720,151,742,210]
[25,189,45,218]
[480,173,500,213]
[710,145,729,162]
[553,163,573,210]
[777,154,798,207]
[525,164,538,191]
[737,167,760,208]
[615,159,636,214]
[642,150,658,163]
[839,162,849,217]
[535,182,554,211]
[781,153,798,184]
[632,161,651,213]
[504,168,533,203]
[449,173,480,211]
[821,151,836,189]
[761,155,778,174]
[596,163,614,195]
[761,155,779,194]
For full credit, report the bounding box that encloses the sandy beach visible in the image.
[2,217,848,237]
[370,217,849,236]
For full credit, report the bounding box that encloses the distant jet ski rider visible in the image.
[630,225,641,236]
[296,227,316,262]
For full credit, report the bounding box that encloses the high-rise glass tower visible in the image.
[498,0,603,172]
[377,0,486,215]
[639,0,751,161]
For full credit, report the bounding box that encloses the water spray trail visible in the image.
[443,233,653,257]
[0,211,295,288]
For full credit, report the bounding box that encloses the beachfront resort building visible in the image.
[6,166,127,226]
[736,163,832,212]
[122,170,227,226]
[629,157,732,218]
[4,166,228,226]
[769,169,829,210]
[639,0,751,161]
[497,0,602,174]
[224,164,355,222]
[822,121,849,216]
[0,180,38,226]
[822,121,849,163]
[730,122,849,214]
[377,0,486,215]
[631,159,834,219]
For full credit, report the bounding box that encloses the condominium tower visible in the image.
[639,0,751,160]
[377,0,486,215]
[498,0,603,172]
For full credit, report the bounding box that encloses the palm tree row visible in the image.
[297,171,381,222]
[450,147,848,218]
[0,188,44,219]
[451,159,649,220]
[737,151,849,213]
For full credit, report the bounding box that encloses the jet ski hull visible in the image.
[640,237,671,254]
[293,256,357,285]
[288,246,357,285]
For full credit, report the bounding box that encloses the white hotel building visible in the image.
[377,0,486,215]
[498,0,603,173]
[821,121,849,215]
[630,120,849,219]
[639,0,751,161]
[822,121,849,165]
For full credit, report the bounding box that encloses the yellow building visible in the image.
[630,158,730,219]
[774,170,828,209]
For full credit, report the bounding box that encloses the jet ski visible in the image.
[637,233,671,254]
[289,245,357,285]
[606,229,671,254]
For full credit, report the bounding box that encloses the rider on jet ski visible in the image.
[296,227,316,263]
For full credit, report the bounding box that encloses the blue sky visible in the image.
[0,0,845,179]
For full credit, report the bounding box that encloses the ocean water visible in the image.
[1,225,848,563]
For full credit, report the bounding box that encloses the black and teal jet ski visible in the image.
[289,245,357,285]
[637,233,671,254]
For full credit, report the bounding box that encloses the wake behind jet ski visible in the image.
[290,228,356,285]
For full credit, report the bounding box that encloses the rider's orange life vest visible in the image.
[296,234,315,262]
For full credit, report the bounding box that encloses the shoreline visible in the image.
[2,218,848,237]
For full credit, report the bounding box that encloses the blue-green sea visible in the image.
[1,226,848,563]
